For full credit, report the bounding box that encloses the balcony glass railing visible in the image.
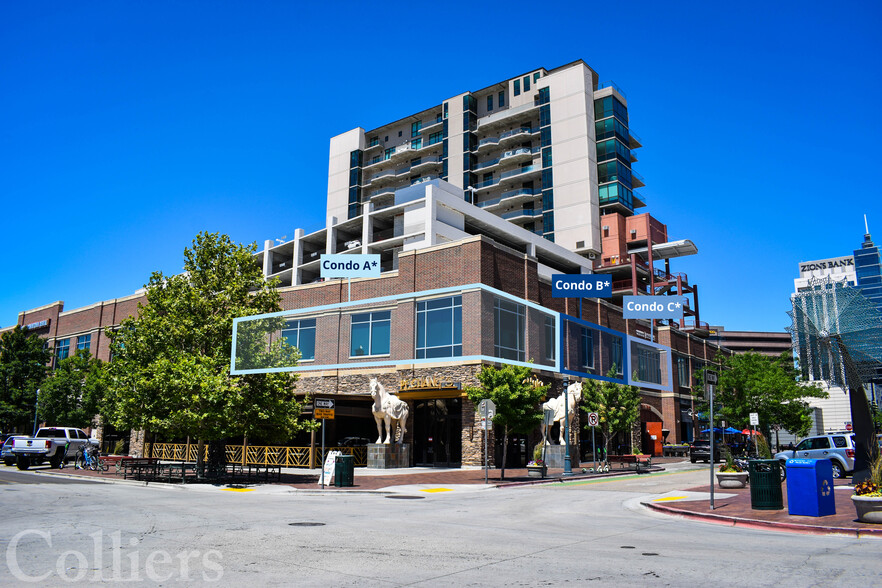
[478,136,500,148]
[477,101,540,128]
[499,127,535,141]
[475,188,538,209]
[499,164,537,180]
[500,208,541,220]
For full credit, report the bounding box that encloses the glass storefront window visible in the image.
[416,296,462,359]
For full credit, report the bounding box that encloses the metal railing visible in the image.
[146,443,368,468]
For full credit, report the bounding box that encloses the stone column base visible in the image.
[541,444,579,468]
[367,443,411,468]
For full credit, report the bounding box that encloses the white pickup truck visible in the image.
[11,427,97,470]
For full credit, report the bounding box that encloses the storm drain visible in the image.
[288,522,326,527]
[385,495,425,500]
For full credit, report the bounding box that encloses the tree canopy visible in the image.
[104,232,314,446]
[581,366,641,457]
[37,350,106,429]
[696,351,827,438]
[465,363,549,479]
[0,325,50,433]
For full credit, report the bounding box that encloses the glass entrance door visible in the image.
[413,398,462,467]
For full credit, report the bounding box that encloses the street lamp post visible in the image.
[32,388,41,436]
[563,378,572,475]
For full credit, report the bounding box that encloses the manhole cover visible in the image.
[385,495,424,500]
[288,522,325,527]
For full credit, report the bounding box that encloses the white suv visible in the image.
[775,433,855,479]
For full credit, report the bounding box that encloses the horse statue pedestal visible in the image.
[542,444,579,469]
[367,443,411,469]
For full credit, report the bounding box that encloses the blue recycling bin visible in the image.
[785,458,836,517]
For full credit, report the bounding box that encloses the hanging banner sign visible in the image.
[622,296,686,319]
[320,254,380,278]
[551,275,612,298]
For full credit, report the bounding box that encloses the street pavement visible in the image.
[2,460,881,586]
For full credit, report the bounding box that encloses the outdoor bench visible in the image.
[607,454,651,472]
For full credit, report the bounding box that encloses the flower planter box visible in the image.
[851,495,882,524]
[527,466,547,479]
[716,471,749,489]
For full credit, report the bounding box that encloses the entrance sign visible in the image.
[622,296,686,319]
[749,412,759,426]
[552,275,612,298]
[320,254,380,279]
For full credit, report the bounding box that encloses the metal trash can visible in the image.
[334,454,354,487]
[785,458,836,517]
[748,459,783,510]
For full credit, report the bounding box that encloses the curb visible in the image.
[643,500,882,538]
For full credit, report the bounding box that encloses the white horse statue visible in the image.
[541,381,583,445]
[370,377,409,445]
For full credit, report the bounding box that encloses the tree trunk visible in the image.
[196,438,205,479]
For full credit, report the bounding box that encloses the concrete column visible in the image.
[362,203,372,254]
[292,228,304,286]
[263,240,273,276]
[326,216,337,253]
[425,185,437,246]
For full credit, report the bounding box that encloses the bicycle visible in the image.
[75,444,108,472]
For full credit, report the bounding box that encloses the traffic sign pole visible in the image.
[706,371,718,511]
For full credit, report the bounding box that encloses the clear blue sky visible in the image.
[2,1,880,332]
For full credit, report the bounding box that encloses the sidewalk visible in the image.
[643,478,882,538]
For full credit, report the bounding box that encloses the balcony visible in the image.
[477,101,540,130]
[472,165,540,194]
[419,117,444,134]
[474,148,535,172]
[500,207,541,221]
[475,188,539,211]
[631,169,646,189]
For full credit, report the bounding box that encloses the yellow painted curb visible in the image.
[421,488,453,493]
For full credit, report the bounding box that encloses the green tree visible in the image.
[0,326,50,433]
[104,232,314,474]
[37,350,106,429]
[581,366,641,458]
[465,363,549,480]
[696,351,826,439]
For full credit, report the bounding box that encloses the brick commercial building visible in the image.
[5,61,729,467]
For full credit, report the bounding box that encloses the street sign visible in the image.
[846,422,853,431]
[587,412,599,427]
[705,371,718,385]
[315,408,335,420]
[479,399,496,418]
[315,398,335,409]
[749,412,759,426]
[543,408,555,426]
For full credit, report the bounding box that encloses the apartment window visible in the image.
[494,297,525,361]
[483,172,493,184]
[544,316,556,361]
[416,296,462,359]
[411,138,422,150]
[371,155,381,165]
[611,338,624,374]
[76,334,91,351]
[676,354,690,388]
[411,121,422,137]
[350,311,391,357]
[540,127,551,148]
[282,319,316,361]
[523,75,530,92]
[428,131,443,145]
[580,328,595,370]
[486,94,493,111]
[498,91,505,107]
[514,79,521,96]
[443,102,448,118]
[384,148,394,160]
[369,136,379,147]
[635,344,662,384]
[56,338,70,361]
[542,147,552,168]
[533,72,540,83]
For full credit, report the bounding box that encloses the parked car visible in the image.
[2,435,27,466]
[11,427,96,470]
[689,440,724,463]
[774,433,855,479]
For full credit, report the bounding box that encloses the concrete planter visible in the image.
[716,471,749,489]
[851,495,882,524]
[527,466,547,479]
